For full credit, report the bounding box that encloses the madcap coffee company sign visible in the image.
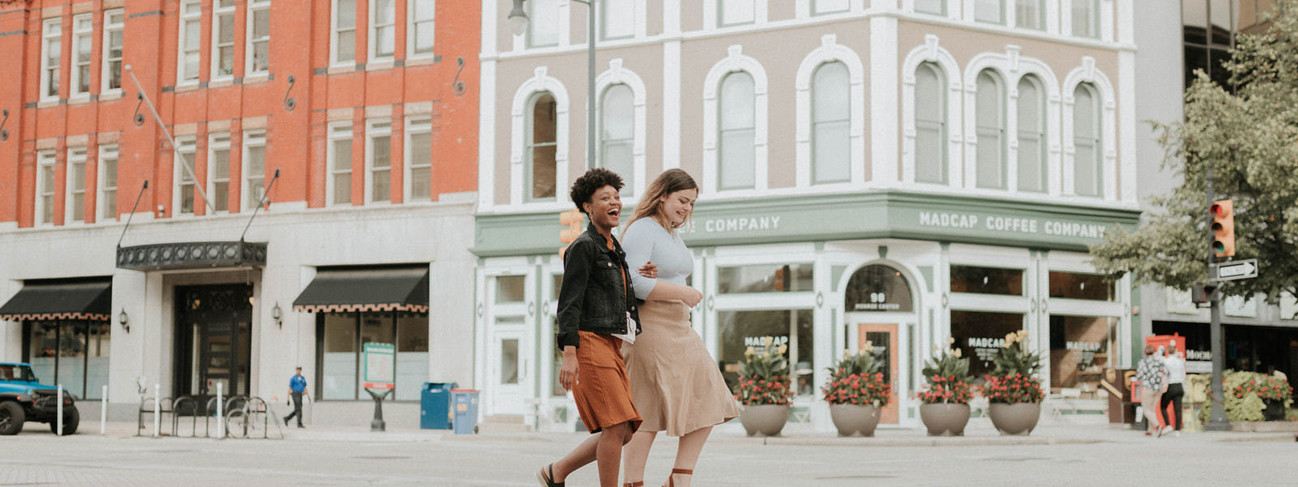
[917,211,1109,240]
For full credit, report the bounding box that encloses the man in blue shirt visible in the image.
[284,366,308,428]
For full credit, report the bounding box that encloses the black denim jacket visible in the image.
[555,223,641,350]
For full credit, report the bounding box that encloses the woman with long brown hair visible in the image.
[619,169,738,487]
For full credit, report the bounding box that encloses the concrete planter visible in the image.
[829,404,881,437]
[988,402,1041,436]
[740,404,789,437]
[919,403,971,437]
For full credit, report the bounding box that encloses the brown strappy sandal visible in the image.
[624,482,645,487]
[537,463,564,487]
[664,468,692,487]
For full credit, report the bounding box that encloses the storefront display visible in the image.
[1048,316,1115,393]
[950,311,1024,378]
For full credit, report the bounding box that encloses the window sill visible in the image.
[367,59,396,72]
[67,94,92,105]
[243,73,271,85]
[405,56,437,67]
[100,90,124,101]
[209,78,235,89]
[175,83,201,93]
[327,64,358,75]
[37,99,60,109]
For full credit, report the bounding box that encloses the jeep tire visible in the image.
[0,401,24,435]
[50,407,79,436]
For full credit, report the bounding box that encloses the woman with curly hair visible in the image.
[619,169,739,487]
[538,168,643,487]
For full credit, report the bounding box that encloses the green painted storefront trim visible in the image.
[473,191,1142,257]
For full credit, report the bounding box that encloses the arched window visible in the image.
[527,92,558,201]
[812,62,850,185]
[844,265,914,312]
[975,70,1005,189]
[719,72,756,191]
[1073,83,1102,197]
[1016,76,1047,193]
[600,84,635,195]
[914,62,946,184]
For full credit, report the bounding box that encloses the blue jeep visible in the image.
[0,363,78,435]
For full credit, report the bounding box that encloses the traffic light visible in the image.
[1210,199,1235,258]
[1191,283,1217,305]
[559,209,584,258]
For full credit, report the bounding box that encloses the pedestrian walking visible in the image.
[1160,343,1186,436]
[1136,345,1168,437]
[538,168,643,487]
[620,169,739,487]
[284,366,308,428]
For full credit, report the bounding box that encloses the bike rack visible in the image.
[136,396,175,437]
[136,394,282,440]
[171,396,199,438]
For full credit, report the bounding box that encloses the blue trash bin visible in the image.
[420,382,457,430]
[451,389,479,435]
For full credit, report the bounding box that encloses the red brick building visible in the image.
[0,0,480,427]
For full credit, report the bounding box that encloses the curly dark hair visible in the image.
[569,168,624,214]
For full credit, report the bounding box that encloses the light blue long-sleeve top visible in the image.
[621,217,693,300]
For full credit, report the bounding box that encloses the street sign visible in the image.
[1211,259,1258,281]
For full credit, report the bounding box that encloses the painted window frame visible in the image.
[370,0,396,62]
[211,0,237,81]
[408,0,436,59]
[1070,83,1102,198]
[526,0,560,48]
[972,70,1007,190]
[327,122,354,207]
[1068,0,1101,39]
[794,35,866,189]
[208,132,231,213]
[174,137,198,216]
[332,0,358,66]
[365,119,393,204]
[912,0,947,16]
[246,0,272,77]
[178,0,202,84]
[65,147,88,224]
[243,131,267,212]
[405,116,433,202]
[718,0,759,27]
[1015,75,1048,193]
[600,0,636,41]
[40,18,61,101]
[810,62,852,186]
[973,0,1006,25]
[98,144,119,222]
[593,59,647,198]
[1013,0,1046,30]
[913,62,949,185]
[35,151,57,226]
[902,38,963,189]
[598,83,636,196]
[102,9,125,94]
[812,0,851,16]
[70,14,93,99]
[702,46,769,197]
[524,92,559,203]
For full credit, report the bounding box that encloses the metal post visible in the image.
[216,382,224,439]
[587,0,596,170]
[153,384,160,437]
[56,384,63,436]
[1206,156,1229,430]
[100,385,108,436]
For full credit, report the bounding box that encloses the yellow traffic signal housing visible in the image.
[559,209,584,258]
[1210,199,1235,257]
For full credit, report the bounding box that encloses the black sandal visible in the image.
[537,463,565,487]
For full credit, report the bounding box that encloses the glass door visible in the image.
[855,322,902,425]
[174,284,253,413]
[486,273,533,416]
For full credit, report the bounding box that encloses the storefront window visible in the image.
[950,311,1024,378]
[950,266,1024,295]
[24,321,110,400]
[717,310,814,396]
[395,313,429,401]
[319,311,430,401]
[1048,315,1115,394]
[718,264,813,294]
[321,313,358,400]
[1049,271,1113,301]
[844,265,913,312]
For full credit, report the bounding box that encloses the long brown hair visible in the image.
[626,169,698,233]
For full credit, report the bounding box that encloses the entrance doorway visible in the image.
[173,284,253,408]
[856,323,901,424]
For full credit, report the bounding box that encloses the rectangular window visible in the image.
[317,311,429,401]
[720,0,757,26]
[1048,272,1114,301]
[405,117,432,201]
[213,0,237,79]
[717,310,815,396]
[244,131,267,211]
[814,0,850,15]
[175,138,197,215]
[812,62,851,184]
[950,266,1024,295]
[1015,0,1044,30]
[409,0,435,57]
[102,9,124,92]
[334,0,357,64]
[99,145,118,222]
[71,14,93,97]
[718,264,814,294]
[1048,315,1115,394]
[719,72,756,191]
[527,94,558,201]
[247,0,271,75]
[321,313,358,400]
[209,133,231,213]
[367,120,392,203]
[914,63,947,184]
[395,313,430,401]
[914,0,945,15]
[527,0,559,48]
[66,147,87,223]
[179,0,202,82]
[950,311,1024,378]
[602,0,635,40]
[371,0,396,60]
[36,151,56,225]
[495,275,526,303]
[328,122,353,206]
[41,18,61,100]
[974,0,1005,24]
[26,322,111,401]
[1072,0,1099,38]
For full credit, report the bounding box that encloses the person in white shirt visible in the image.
[1160,344,1187,435]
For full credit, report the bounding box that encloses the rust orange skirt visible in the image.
[573,331,643,434]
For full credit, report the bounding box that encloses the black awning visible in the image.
[292,267,429,313]
[0,279,112,322]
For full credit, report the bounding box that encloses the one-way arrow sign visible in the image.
[1212,259,1258,281]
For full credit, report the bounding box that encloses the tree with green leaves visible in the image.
[1090,0,1298,311]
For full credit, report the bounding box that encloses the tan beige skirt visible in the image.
[624,300,739,436]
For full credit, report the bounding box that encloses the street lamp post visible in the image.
[509,0,600,172]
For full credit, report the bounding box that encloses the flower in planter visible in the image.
[821,344,890,407]
[734,344,795,406]
[979,331,1045,404]
[917,339,974,405]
